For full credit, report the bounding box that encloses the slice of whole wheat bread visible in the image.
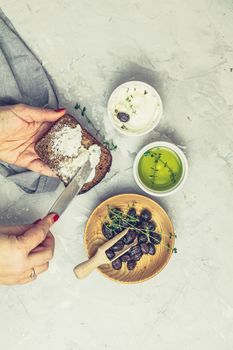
[35,114,112,194]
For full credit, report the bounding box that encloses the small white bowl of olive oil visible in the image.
[133,141,188,196]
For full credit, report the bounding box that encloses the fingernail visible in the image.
[33,219,41,224]
[53,214,60,222]
[54,108,65,112]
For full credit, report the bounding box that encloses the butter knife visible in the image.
[48,160,92,217]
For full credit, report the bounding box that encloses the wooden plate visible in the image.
[84,194,175,284]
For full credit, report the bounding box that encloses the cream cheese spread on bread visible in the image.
[51,124,101,183]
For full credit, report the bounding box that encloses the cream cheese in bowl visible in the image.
[107,81,163,136]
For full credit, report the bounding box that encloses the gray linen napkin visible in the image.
[0,9,61,193]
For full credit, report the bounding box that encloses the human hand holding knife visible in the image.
[48,160,93,217]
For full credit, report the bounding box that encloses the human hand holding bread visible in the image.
[0,104,63,284]
[0,104,66,176]
[0,103,112,285]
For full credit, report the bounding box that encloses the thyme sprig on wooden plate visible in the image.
[74,103,117,151]
[105,207,177,253]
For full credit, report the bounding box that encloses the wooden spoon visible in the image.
[73,228,136,279]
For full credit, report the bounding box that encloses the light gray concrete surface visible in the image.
[0,1,233,349]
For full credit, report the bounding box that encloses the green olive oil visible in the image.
[138,146,183,191]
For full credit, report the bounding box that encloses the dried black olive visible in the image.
[138,220,148,230]
[130,230,137,241]
[102,223,114,240]
[119,220,129,228]
[140,242,149,254]
[140,209,152,222]
[109,207,122,219]
[122,232,132,244]
[114,227,124,234]
[112,240,124,252]
[123,229,137,244]
[129,245,142,257]
[127,207,136,217]
[120,253,131,263]
[134,215,141,225]
[149,231,156,244]
[138,221,156,234]
[105,248,115,260]
[150,232,161,245]
[122,231,133,244]
[133,251,143,261]
[148,220,156,231]
[147,243,156,255]
[138,233,148,244]
[127,260,137,270]
[117,112,130,123]
[154,233,162,245]
[112,258,122,270]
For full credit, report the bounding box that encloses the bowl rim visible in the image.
[133,141,188,197]
[83,193,175,284]
[107,80,163,137]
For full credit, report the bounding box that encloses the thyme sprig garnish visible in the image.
[144,150,177,185]
[74,103,117,151]
[75,103,90,122]
[167,244,177,254]
[103,139,118,151]
[125,95,136,114]
[105,207,177,253]
[149,153,160,183]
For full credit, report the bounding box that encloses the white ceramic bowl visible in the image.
[107,81,163,136]
[133,141,188,197]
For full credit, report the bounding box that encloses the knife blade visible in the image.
[48,160,92,217]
